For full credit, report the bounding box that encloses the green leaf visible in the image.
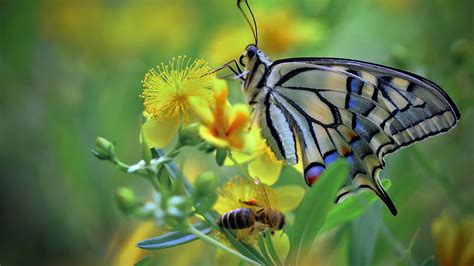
[134,255,153,266]
[320,179,392,233]
[136,222,211,250]
[349,206,380,266]
[287,159,349,265]
[258,234,274,265]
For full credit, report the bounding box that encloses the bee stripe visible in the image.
[228,210,239,229]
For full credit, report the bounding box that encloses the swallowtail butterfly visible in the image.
[217,0,460,215]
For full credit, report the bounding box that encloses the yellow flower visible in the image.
[140,56,214,148]
[190,79,257,152]
[431,212,474,266]
[373,0,416,13]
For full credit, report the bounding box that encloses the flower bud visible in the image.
[115,187,139,214]
[194,171,218,195]
[140,131,152,164]
[92,137,115,160]
[178,123,202,147]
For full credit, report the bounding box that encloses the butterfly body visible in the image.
[239,45,460,215]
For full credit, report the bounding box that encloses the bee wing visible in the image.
[253,177,280,210]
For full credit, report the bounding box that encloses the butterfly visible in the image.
[216,0,460,215]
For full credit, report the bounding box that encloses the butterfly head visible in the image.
[239,44,272,69]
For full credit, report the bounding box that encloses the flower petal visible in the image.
[199,126,228,148]
[248,154,282,185]
[241,129,259,153]
[141,117,179,148]
[271,232,290,259]
[189,96,214,126]
[274,185,305,212]
[226,104,249,135]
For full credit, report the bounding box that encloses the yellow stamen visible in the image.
[141,56,213,121]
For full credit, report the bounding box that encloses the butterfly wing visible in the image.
[260,57,460,215]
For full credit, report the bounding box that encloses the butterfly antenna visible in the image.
[237,0,258,46]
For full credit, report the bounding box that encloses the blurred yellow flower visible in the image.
[203,8,326,65]
[108,221,207,266]
[190,79,257,152]
[140,56,214,148]
[431,212,474,266]
[373,0,416,13]
[39,1,197,59]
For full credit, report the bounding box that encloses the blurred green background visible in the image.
[1,0,473,265]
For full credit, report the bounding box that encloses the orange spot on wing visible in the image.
[340,145,351,156]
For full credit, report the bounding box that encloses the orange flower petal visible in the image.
[226,104,249,135]
[199,126,229,148]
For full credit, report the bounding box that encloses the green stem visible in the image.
[112,157,130,172]
[112,157,160,191]
[147,176,160,191]
[187,225,260,266]
[227,151,253,181]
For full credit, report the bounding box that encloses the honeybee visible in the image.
[218,178,285,236]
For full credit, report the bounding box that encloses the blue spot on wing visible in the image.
[346,154,354,165]
[324,151,339,165]
[350,79,363,94]
[348,97,357,109]
[355,118,362,131]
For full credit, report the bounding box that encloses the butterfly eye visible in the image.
[246,45,257,58]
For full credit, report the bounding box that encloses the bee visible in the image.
[218,178,285,236]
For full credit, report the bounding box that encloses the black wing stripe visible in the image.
[263,94,286,160]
